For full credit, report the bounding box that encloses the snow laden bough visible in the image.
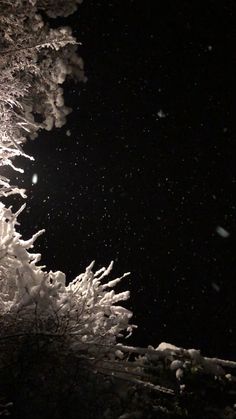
[0,202,135,356]
[1,203,236,418]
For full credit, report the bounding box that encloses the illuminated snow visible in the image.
[32,173,38,184]
[157,109,166,118]
[216,226,230,238]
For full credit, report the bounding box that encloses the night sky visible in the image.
[5,1,236,359]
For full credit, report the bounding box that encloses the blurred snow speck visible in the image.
[66,130,71,136]
[157,109,166,119]
[32,173,38,184]
[211,282,220,292]
[216,226,230,238]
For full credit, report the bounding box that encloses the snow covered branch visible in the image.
[0,0,85,197]
[0,203,135,355]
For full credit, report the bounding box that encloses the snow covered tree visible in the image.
[0,1,139,416]
[0,2,236,418]
[0,0,85,198]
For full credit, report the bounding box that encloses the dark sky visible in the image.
[6,1,236,359]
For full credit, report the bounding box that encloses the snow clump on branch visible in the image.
[0,202,135,352]
[0,0,86,197]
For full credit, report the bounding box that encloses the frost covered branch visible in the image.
[0,203,135,355]
[0,0,85,197]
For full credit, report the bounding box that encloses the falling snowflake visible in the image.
[216,226,230,238]
[157,109,166,119]
[32,173,38,184]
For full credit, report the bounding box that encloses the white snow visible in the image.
[216,226,230,238]
[32,173,38,184]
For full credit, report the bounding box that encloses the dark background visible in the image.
[6,1,236,359]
